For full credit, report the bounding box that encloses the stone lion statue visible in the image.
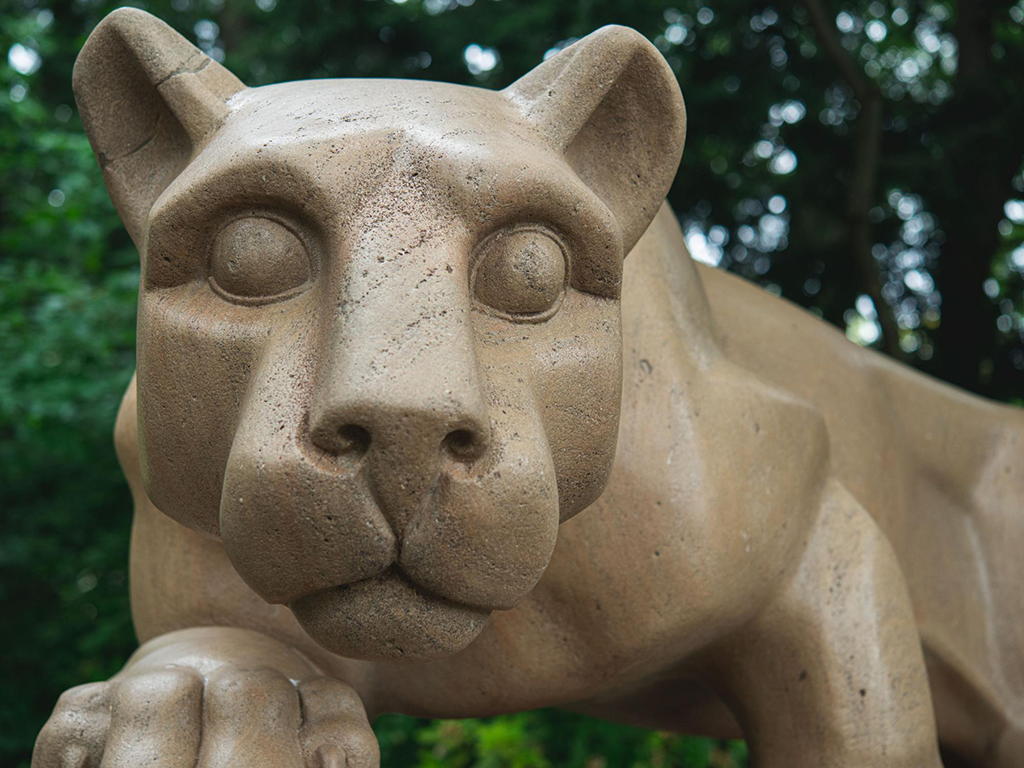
[34,8,1023,767]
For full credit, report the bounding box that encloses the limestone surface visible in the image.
[34,8,1024,767]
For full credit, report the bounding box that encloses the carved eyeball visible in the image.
[471,227,567,320]
[209,216,312,304]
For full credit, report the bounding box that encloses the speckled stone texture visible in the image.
[34,8,1024,767]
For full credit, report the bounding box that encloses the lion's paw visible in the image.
[33,667,378,767]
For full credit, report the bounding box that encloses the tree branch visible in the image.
[797,0,902,358]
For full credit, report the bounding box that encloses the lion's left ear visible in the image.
[504,26,686,256]
[73,8,244,246]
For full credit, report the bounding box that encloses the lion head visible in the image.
[74,8,685,661]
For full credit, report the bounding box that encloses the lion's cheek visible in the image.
[135,284,271,537]
[530,294,623,522]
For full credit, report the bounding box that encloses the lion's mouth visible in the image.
[287,566,491,662]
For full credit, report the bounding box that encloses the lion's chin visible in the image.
[288,568,491,662]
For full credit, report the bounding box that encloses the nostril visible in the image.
[310,417,372,458]
[337,424,371,456]
[442,428,485,463]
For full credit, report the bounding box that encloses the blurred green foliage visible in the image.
[374,712,747,767]
[1,0,1022,765]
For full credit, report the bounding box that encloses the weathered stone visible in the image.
[34,8,1024,767]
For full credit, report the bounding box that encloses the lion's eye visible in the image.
[471,227,567,320]
[209,217,311,304]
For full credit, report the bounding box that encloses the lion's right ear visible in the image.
[73,8,244,245]
[504,26,685,259]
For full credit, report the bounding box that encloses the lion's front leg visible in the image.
[707,481,942,767]
[32,627,379,768]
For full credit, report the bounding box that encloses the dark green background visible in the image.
[2,0,1022,765]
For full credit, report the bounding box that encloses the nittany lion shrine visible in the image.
[32,8,1024,768]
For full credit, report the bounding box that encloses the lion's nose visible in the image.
[309,397,490,535]
[309,404,489,465]
[306,297,492,535]
[307,236,491,532]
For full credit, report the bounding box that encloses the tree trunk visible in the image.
[927,0,1021,395]
[797,0,902,358]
